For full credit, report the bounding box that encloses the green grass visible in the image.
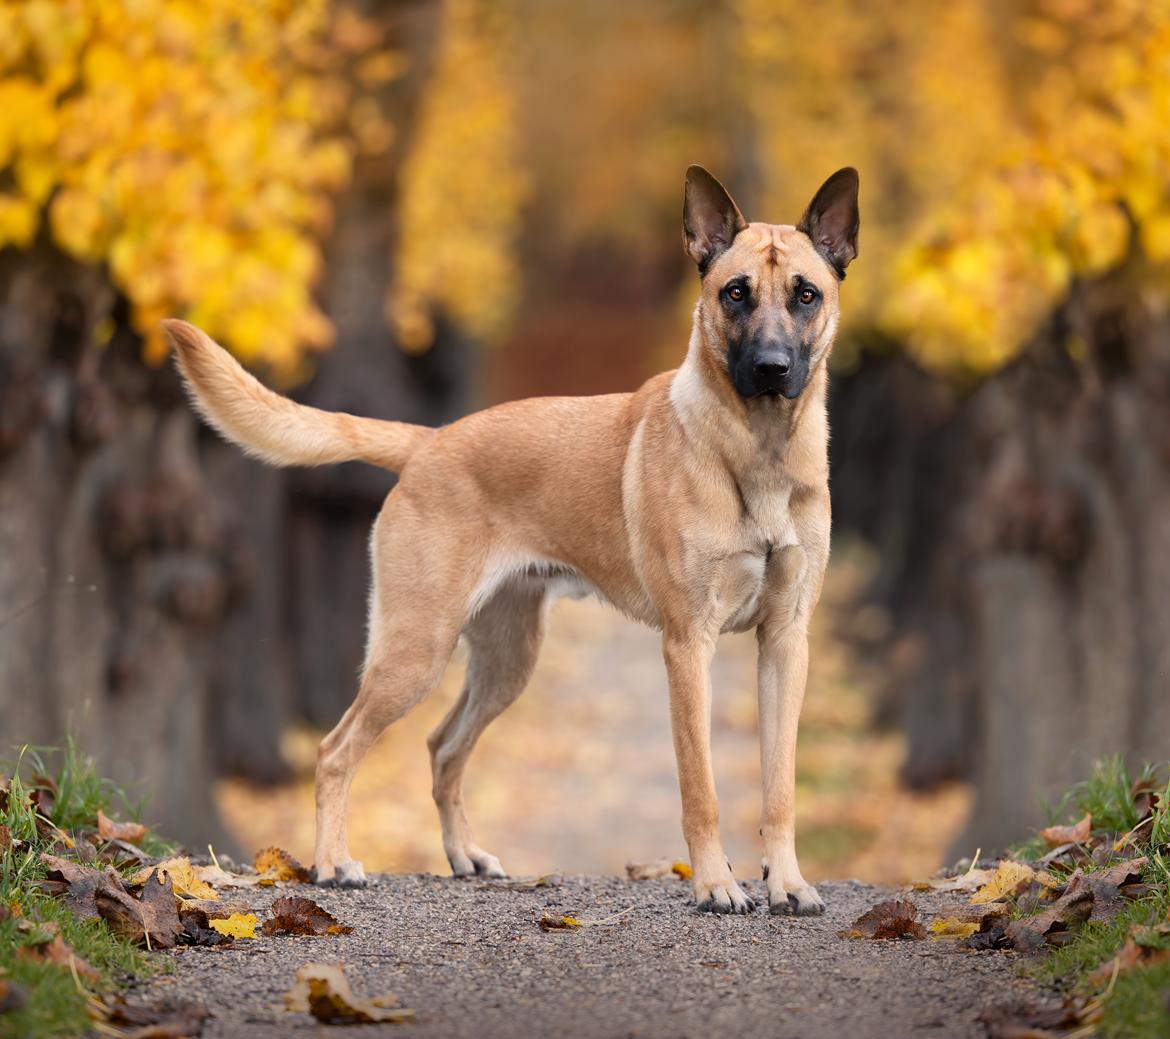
[1,743,170,1039]
[1021,758,1170,1039]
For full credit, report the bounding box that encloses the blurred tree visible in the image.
[0,0,459,845]
[0,0,400,375]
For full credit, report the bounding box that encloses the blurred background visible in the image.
[1,0,1168,883]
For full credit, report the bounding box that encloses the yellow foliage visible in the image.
[389,0,526,353]
[970,861,1036,905]
[928,917,980,940]
[738,0,1170,375]
[209,912,260,939]
[0,0,387,375]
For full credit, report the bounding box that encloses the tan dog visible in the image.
[165,165,859,915]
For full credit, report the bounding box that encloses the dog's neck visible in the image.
[669,322,829,490]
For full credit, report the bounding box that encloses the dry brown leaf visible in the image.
[1089,936,1170,984]
[0,972,25,1014]
[838,900,926,940]
[262,896,353,937]
[254,847,312,884]
[626,859,673,880]
[96,809,148,845]
[970,861,1035,905]
[16,933,99,980]
[1004,884,1094,954]
[284,962,413,1024]
[1061,858,1148,924]
[178,897,251,921]
[539,912,583,931]
[1039,813,1092,848]
[99,996,210,1038]
[41,852,130,921]
[97,869,183,949]
[912,867,995,894]
[191,863,264,889]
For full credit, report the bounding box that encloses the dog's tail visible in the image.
[163,319,431,473]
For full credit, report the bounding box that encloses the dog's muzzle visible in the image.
[732,343,810,400]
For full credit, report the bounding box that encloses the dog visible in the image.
[165,164,859,915]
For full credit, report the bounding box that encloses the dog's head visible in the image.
[683,166,859,400]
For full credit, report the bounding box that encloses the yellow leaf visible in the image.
[253,847,312,884]
[671,861,692,880]
[209,913,259,939]
[929,917,980,940]
[970,861,1035,905]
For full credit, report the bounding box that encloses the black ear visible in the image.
[797,167,859,279]
[683,165,747,275]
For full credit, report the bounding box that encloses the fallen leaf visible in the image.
[96,809,148,845]
[0,973,26,1014]
[1040,813,1092,848]
[1063,858,1147,924]
[672,860,693,880]
[176,906,234,948]
[970,861,1035,905]
[1089,936,1170,984]
[0,824,11,854]
[912,867,996,894]
[97,869,183,949]
[29,775,57,817]
[262,896,352,937]
[16,933,99,980]
[1004,884,1094,954]
[539,912,583,931]
[191,863,264,889]
[132,858,217,901]
[838,900,926,940]
[497,874,557,890]
[254,847,312,884]
[209,913,259,939]
[99,996,210,1038]
[179,898,252,920]
[40,852,130,921]
[980,998,1094,1039]
[284,962,413,1024]
[929,917,980,940]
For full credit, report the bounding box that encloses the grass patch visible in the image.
[1021,758,1170,1039]
[1,743,171,1039]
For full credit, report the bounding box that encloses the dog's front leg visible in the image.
[663,630,755,914]
[757,614,825,916]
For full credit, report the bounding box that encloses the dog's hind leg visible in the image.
[312,506,469,888]
[428,581,546,878]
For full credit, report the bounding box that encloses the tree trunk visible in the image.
[830,269,1170,853]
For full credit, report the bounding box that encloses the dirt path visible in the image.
[138,874,1042,1038]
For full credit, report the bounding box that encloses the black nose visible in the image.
[754,353,791,379]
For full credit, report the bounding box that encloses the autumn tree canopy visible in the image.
[2,0,1167,380]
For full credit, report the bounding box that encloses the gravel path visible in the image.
[136,874,1043,1038]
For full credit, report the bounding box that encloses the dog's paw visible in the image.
[769,883,825,917]
[695,879,755,915]
[312,860,368,889]
[448,847,507,880]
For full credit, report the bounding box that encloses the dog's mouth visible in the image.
[733,367,810,401]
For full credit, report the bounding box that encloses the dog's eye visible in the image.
[798,287,818,305]
[726,284,745,302]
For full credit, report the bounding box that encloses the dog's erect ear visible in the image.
[797,167,859,279]
[683,166,747,275]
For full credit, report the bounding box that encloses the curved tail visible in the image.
[163,319,431,473]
